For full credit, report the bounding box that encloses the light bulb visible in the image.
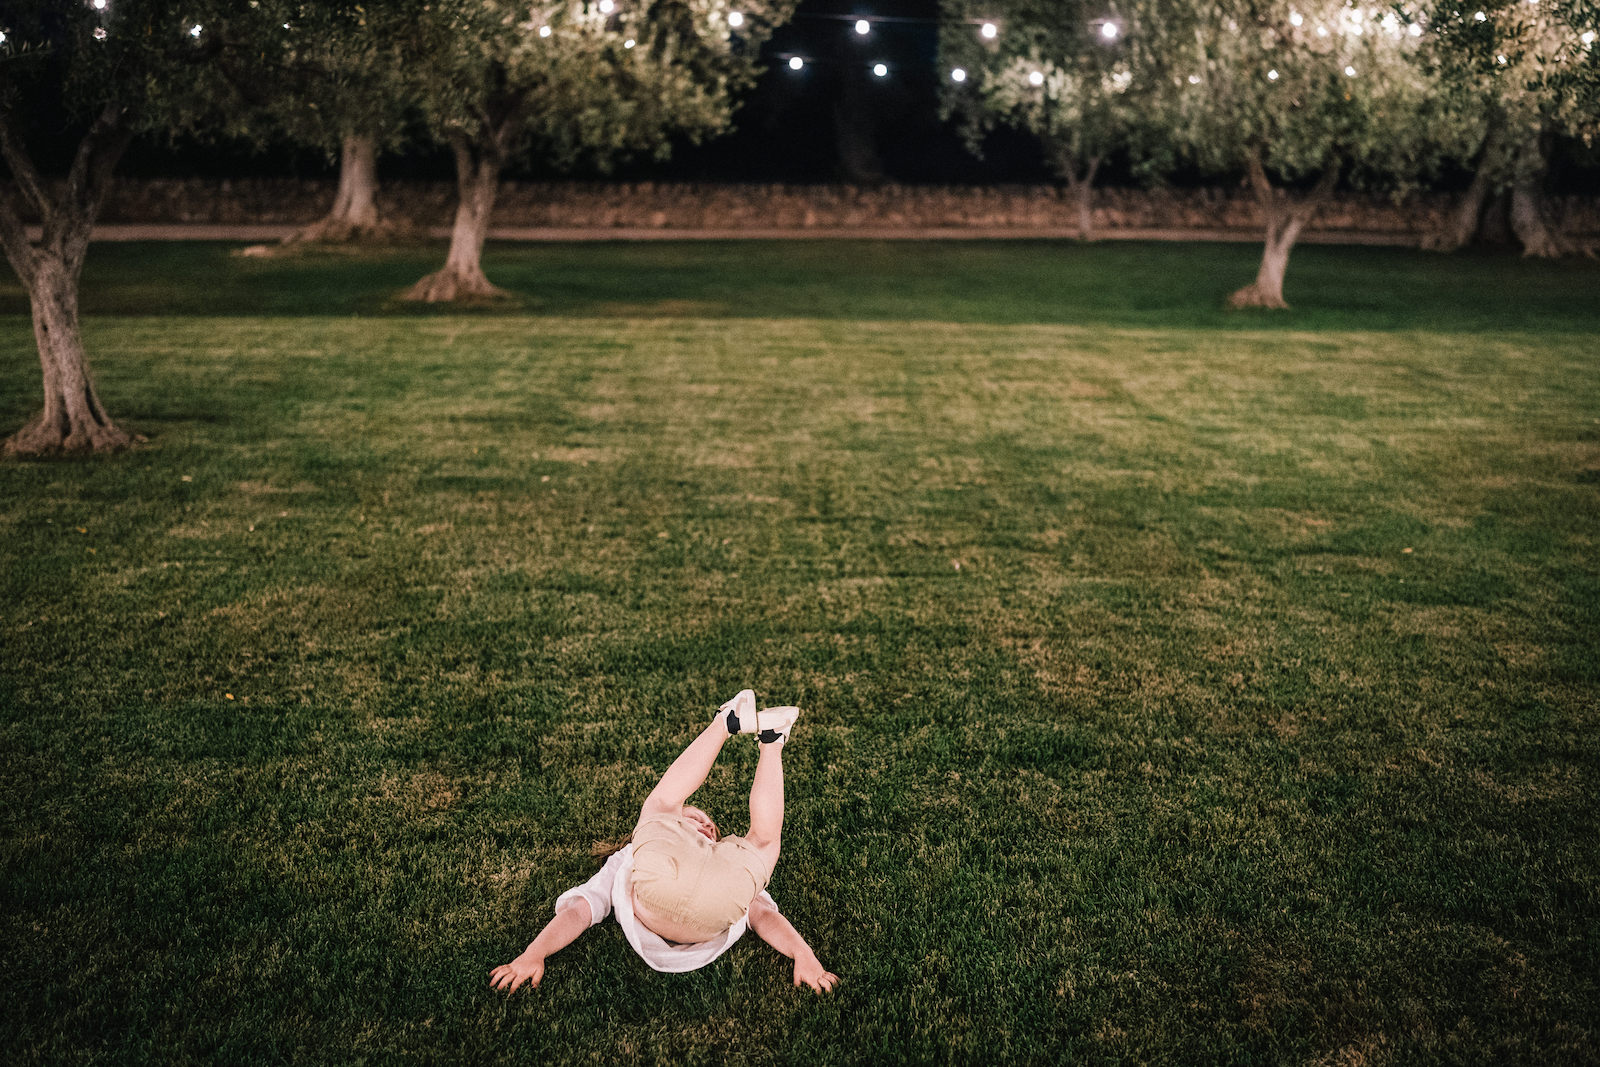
[624,38,635,47]
[951,67,966,82]
[189,23,202,37]
[1028,70,1044,85]
[789,56,804,70]
[855,19,870,35]
[1187,74,1200,84]
[981,22,998,39]
[92,0,108,10]
[1289,11,1302,27]
[599,0,615,13]
[1267,68,1279,80]
[1344,64,1356,76]
[727,11,743,28]
[539,24,551,36]
[1100,22,1118,40]
[873,62,887,76]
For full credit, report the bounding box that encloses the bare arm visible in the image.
[748,895,838,993]
[489,896,593,994]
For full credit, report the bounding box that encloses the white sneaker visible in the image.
[714,689,757,735]
[753,706,800,746]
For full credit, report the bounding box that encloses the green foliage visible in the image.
[939,1,1171,181]
[411,0,798,173]
[1412,0,1600,177]
[1158,0,1480,191]
[0,0,321,149]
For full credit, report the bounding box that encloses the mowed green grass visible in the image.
[2,241,1598,1065]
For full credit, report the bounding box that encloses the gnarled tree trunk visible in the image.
[1059,156,1101,241]
[402,128,511,302]
[0,103,135,456]
[1423,122,1503,253]
[1508,135,1582,259]
[1228,157,1339,310]
[8,254,131,455]
[282,133,398,245]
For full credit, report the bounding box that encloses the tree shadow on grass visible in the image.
[2,240,1596,334]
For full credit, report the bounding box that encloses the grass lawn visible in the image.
[2,240,1598,1064]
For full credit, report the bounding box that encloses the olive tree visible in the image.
[0,0,302,455]
[404,0,796,302]
[939,1,1167,239]
[1159,0,1479,308]
[249,3,426,248]
[1414,0,1600,256]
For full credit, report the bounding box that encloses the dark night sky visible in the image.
[114,1,1596,192]
[122,0,1054,186]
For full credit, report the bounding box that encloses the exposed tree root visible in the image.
[1225,284,1289,310]
[400,267,512,303]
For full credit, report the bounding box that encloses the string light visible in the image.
[1267,68,1279,80]
[951,66,967,82]
[1187,74,1201,84]
[0,30,7,44]
[1317,25,1329,37]
[599,0,615,13]
[1583,30,1597,44]
[1344,64,1356,76]
[727,11,744,29]
[92,0,108,9]
[1473,10,1486,20]
[1028,69,1044,85]
[1099,22,1119,40]
[855,19,870,35]
[872,61,887,76]
[1408,23,1423,37]
[981,22,998,39]
[189,23,202,37]
[625,38,635,47]
[94,26,108,39]
[1289,11,1303,27]
[539,24,551,36]
[1495,53,1507,63]
[789,55,804,70]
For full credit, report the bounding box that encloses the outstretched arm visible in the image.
[490,896,593,994]
[748,895,838,993]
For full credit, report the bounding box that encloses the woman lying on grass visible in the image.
[490,690,839,994]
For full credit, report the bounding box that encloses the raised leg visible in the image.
[641,721,729,816]
[744,741,785,872]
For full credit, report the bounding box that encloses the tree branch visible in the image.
[0,187,40,289]
[0,106,53,222]
[63,103,130,213]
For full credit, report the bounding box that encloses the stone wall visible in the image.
[27,177,1600,236]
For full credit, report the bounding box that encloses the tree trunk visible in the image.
[1227,158,1338,310]
[1508,136,1580,258]
[5,254,131,456]
[1062,156,1101,241]
[401,131,510,302]
[1424,141,1497,253]
[280,133,402,246]
[0,101,135,455]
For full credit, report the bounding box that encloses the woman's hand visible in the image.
[490,953,545,994]
[793,951,839,994]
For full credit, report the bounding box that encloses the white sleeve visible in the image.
[554,850,625,927]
